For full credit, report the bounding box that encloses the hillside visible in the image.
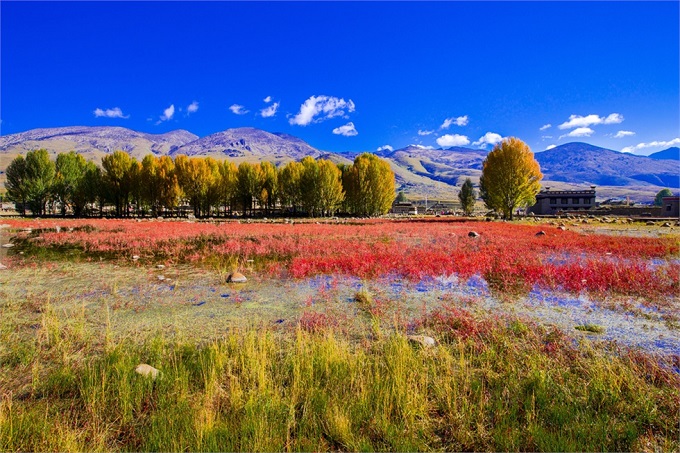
[535,143,679,188]
[171,127,322,164]
[648,147,680,161]
[0,126,197,160]
[1,126,678,202]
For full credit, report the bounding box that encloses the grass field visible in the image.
[0,217,678,451]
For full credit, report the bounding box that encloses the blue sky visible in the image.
[1,1,678,155]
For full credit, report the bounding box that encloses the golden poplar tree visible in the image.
[479,137,543,220]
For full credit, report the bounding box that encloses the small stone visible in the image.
[535,231,546,236]
[157,275,165,281]
[156,264,165,270]
[407,335,436,348]
[557,226,566,231]
[132,255,140,260]
[0,263,7,270]
[646,221,655,226]
[1,243,14,248]
[227,272,247,283]
[135,364,160,379]
[662,222,671,227]
[468,231,479,238]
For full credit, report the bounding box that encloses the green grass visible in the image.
[0,296,678,452]
[575,323,606,334]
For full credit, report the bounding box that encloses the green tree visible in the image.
[4,155,28,215]
[654,188,673,206]
[24,149,56,216]
[395,191,407,203]
[479,137,543,220]
[343,153,396,216]
[54,151,89,217]
[75,162,102,216]
[458,178,476,216]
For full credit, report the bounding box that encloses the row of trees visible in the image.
[4,150,396,218]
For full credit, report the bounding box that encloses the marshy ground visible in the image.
[0,217,678,451]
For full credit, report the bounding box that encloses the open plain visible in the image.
[0,217,678,451]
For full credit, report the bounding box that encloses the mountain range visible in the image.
[0,126,678,202]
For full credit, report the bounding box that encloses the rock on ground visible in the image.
[408,335,436,348]
[228,272,247,283]
[135,364,160,379]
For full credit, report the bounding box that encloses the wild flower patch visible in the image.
[4,218,678,300]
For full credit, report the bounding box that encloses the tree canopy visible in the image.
[458,178,476,216]
[654,188,673,206]
[479,137,542,220]
[3,150,397,218]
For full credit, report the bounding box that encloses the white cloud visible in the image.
[260,102,280,118]
[604,113,624,124]
[558,113,623,129]
[546,144,557,150]
[418,129,435,136]
[613,130,635,138]
[187,101,199,114]
[410,144,435,150]
[158,104,175,122]
[436,134,470,147]
[559,127,594,139]
[289,95,355,126]
[332,122,358,137]
[621,138,680,154]
[93,107,129,119]
[472,132,504,147]
[539,124,551,131]
[377,145,393,152]
[263,96,272,103]
[440,115,468,129]
[541,135,553,139]
[229,104,249,115]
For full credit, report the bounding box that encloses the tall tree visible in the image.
[217,160,238,216]
[343,153,395,216]
[654,188,673,206]
[102,151,135,217]
[236,162,262,216]
[75,161,102,217]
[258,161,278,215]
[24,149,56,216]
[278,161,303,214]
[316,159,344,216]
[458,178,476,216]
[479,137,542,220]
[157,156,180,215]
[54,151,89,216]
[4,155,28,215]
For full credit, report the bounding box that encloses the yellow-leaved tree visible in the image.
[479,137,542,220]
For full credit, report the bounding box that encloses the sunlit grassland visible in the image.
[1,297,678,452]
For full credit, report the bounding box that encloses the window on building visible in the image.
[667,205,672,211]
[549,198,556,205]
[561,198,568,204]
[573,197,580,204]
[584,198,591,205]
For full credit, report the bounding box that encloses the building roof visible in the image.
[536,189,595,197]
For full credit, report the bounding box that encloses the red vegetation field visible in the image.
[5,218,679,299]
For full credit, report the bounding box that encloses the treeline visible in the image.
[4,150,396,218]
